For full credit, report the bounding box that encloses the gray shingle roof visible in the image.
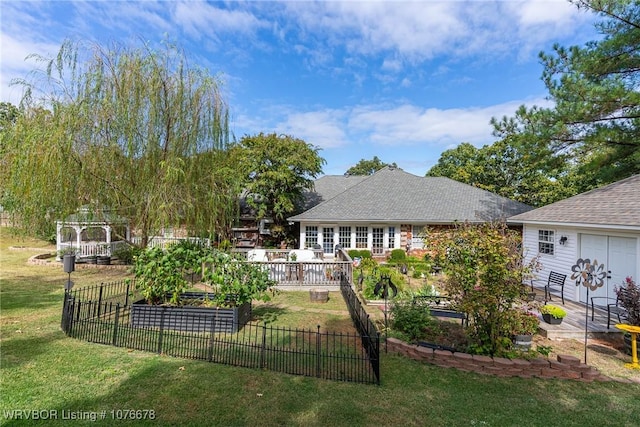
[300,174,367,211]
[509,174,640,228]
[290,167,532,223]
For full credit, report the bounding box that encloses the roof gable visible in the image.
[291,167,532,223]
[509,174,640,228]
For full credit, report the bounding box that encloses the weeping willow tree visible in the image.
[2,40,239,245]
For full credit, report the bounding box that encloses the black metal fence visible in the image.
[61,280,380,385]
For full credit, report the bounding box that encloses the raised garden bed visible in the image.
[130,292,251,333]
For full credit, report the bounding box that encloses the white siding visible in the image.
[522,225,578,301]
[523,224,640,303]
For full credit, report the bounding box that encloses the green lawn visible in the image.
[1,233,639,426]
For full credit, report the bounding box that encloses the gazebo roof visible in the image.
[59,206,128,225]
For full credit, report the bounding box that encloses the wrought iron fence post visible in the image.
[316,325,321,379]
[124,281,131,307]
[97,284,104,317]
[157,307,166,354]
[260,322,267,369]
[207,314,217,362]
[112,303,120,346]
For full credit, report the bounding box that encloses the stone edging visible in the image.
[386,337,613,382]
[26,253,128,270]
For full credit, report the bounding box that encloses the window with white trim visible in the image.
[339,226,351,248]
[538,230,554,255]
[305,226,318,249]
[388,227,395,249]
[411,225,425,249]
[355,226,368,248]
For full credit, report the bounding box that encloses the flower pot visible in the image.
[513,334,533,351]
[542,313,563,325]
[97,255,111,265]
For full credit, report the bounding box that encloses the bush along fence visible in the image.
[61,280,380,385]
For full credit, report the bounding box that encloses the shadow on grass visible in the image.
[0,332,66,369]
[251,305,289,324]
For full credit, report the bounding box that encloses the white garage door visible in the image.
[579,234,637,303]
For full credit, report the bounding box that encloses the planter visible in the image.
[130,292,251,333]
[542,313,563,325]
[97,255,111,265]
[512,334,533,351]
[85,255,98,264]
[624,333,640,358]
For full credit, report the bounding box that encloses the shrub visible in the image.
[431,222,534,356]
[348,249,372,259]
[390,300,434,342]
[112,244,141,265]
[505,309,540,335]
[389,249,406,261]
[616,277,640,326]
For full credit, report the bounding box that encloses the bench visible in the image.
[412,295,467,326]
[591,289,630,329]
[531,271,567,304]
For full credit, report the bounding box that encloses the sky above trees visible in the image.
[0,1,599,175]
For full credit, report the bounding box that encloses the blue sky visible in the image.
[1,1,598,176]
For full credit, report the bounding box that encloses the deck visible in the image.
[531,286,623,340]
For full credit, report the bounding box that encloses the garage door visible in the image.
[579,234,637,303]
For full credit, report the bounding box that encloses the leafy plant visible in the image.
[505,309,540,335]
[539,304,567,319]
[389,249,406,262]
[348,249,372,259]
[201,251,275,307]
[112,244,141,265]
[431,222,535,356]
[615,277,640,326]
[390,300,434,342]
[132,241,209,305]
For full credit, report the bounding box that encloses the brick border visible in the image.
[386,337,613,382]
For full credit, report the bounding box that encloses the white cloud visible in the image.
[0,33,60,103]
[347,99,552,148]
[173,1,266,41]
[276,110,348,149]
[281,0,594,68]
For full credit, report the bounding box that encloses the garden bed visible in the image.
[130,292,251,333]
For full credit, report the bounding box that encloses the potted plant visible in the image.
[506,308,539,350]
[615,277,640,357]
[540,304,567,324]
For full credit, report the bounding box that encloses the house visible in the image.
[288,166,532,258]
[509,174,640,304]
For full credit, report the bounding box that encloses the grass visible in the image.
[1,231,640,426]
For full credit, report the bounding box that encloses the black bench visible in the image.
[531,271,567,304]
[412,295,467,326]
[591,289,630,329]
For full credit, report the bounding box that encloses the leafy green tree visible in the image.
[346,156,397,176]
[426,143,483,186]
[2,40,235,244]
[0,102,20,132]
[492,0,640,190]
[232,132,325,230]
[427,140,573,207]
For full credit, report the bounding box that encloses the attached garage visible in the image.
[510,175,640,305]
